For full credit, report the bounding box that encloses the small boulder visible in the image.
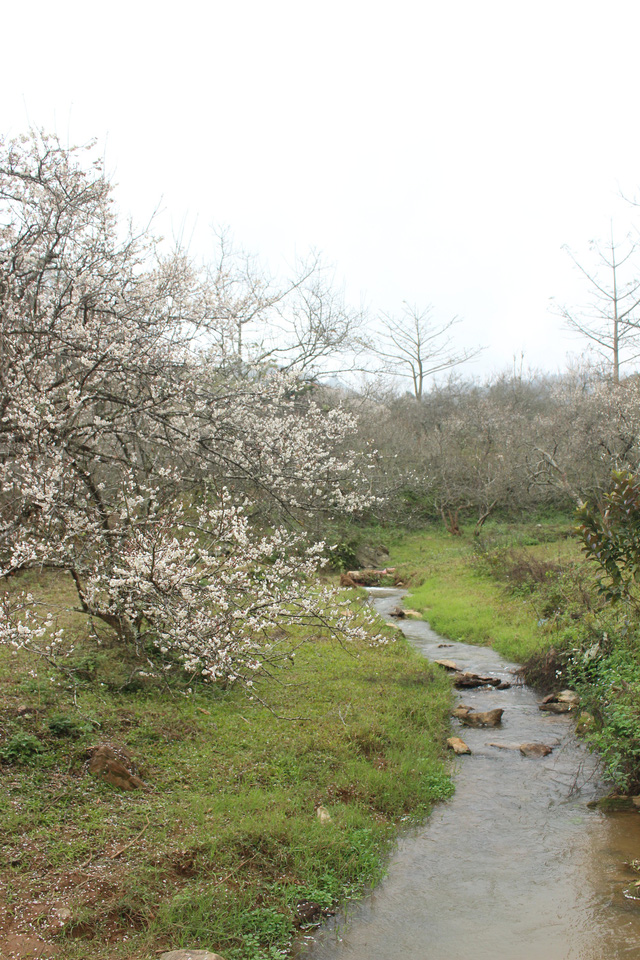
[519,743,553,758]
[316,805,332,824]
[16,704,39,718]
[49,906,73,929]
[87,744,147,791]
[436,659,459,671]
[540,690,579,713]
[447,737,472,755]
[557,689,580,704]
[295,900,335,927]
[452,704,473,719]
[575,712,595,735]
[343,568,395,586]
[355,544,390,569]
[539,702,573,714]
[459,708,504,728]
[587,794,640,812]
[453,671,506,689]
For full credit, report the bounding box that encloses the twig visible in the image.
[246,689,311,721]
[338,703,352,729]
[212,852,258,888]
[109,815,151,859]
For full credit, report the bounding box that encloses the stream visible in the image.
[298,587,640,960]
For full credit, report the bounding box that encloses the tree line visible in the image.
[339,362,640,531]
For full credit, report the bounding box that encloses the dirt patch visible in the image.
[0,932,61,959]
[0,854,146,959]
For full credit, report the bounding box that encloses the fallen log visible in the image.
[339,567,396,587]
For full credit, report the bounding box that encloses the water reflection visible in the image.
[298,588,640,960]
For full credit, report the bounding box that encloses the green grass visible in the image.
[0,570,453,960]
[379,518,577,662]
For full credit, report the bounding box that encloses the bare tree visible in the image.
[251,267,367,377]
[369,303,480,399]
[202,230,365,378]
[558,228,640,384]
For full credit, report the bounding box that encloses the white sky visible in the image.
[4,0,640,380]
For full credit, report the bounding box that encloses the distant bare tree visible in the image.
[204,230,365,378]
[258,269,367,377]
[369,304,480,399]
[558,229,640,384]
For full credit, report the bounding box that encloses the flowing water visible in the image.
[298,588,640,960]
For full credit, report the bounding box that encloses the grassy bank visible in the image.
[381,517,575,662]
[0,571,453,960]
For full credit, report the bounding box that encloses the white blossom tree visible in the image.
[0,132,380,684]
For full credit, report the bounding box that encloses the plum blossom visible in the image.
[0,132,381,683]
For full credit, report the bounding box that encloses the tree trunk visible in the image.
[474,500,498,536]
[440,505,462,536]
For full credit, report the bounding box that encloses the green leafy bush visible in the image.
[577,469,640,604]
[567,636,640,790]
[328,540,359,572]
[1,732,46,764]
[47,713,95,738]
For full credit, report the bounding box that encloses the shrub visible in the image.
[1,731,46,764]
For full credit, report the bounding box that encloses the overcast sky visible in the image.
[4,0,640,380]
